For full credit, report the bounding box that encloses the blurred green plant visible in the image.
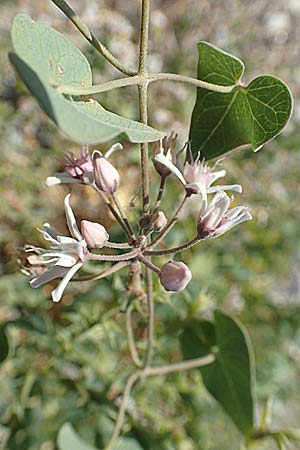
[0,1,299,450]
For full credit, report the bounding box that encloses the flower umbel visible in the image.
[29,194,88,302]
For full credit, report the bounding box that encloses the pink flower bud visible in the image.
[159,261,192,292]
[151,211,167,232]
[81,220,109,248]
[92,151,120,194]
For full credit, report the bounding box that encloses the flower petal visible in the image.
[215,210,252,237]
[207,184,242,194]
[105,143,123,159]
[154,153,186,185]
[30,265,69,288]
[46,174,82,187]
[51,262,83,302]
[64,194,82,241]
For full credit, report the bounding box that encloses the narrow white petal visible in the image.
[206,169,226,185]
[30,265,69,288]
[105,143,123,159]
[215,210,252,236]
[201,193,230,229]
[207,184,242,194]
[51,262,83,302]
[226,206,247,220]
[154,153,187,185]
[55,254,77,267]
[57,236,78,245]
[64,194,82,241]
[46,174,82,187]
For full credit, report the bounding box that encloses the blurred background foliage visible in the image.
[0,0,300,449]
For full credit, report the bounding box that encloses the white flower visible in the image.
[46,143,123,187]
[154,151,242,206]
[197,191,252,239]
[29,194,87,302]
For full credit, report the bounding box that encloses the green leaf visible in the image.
[11,14,164,144]
[189,42,293,160]
[0,327,9,364]
[181,311,255,435]
[58,423,98,450]
[58,422,144,450]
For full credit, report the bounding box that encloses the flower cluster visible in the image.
[22,138,252,302]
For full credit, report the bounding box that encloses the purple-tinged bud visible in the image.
[159,261,192,292]
[81,220,109,248]
[151,211,167,232]
[92,151,120,194]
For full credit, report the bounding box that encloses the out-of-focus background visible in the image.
[0,1,300,449]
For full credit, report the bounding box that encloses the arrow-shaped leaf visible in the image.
[189,42,293,160]
[11,14,164,145]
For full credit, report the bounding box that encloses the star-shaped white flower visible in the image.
[154,151,242,207]
[29,194,87,302]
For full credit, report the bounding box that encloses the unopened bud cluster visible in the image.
[22,136,251,302]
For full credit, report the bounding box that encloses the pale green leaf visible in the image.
[58,423,98,450]
[57,422,144,450]
[11,14,164,144]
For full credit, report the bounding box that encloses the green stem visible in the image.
[126,304,143,368]
[56,72,236,95]
[50,0,136,76]
[143,354,215,376]
[139,84,150,215]
[104,354,215,450]
[143,268,154,368]
[105,371,141,450]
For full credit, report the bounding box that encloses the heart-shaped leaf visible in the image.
[11,14,164,144]
[181,310,256,435]
[189,42,293,160]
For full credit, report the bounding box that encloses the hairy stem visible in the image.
[92,186,130,238]
[72,261,130,282]
[50,0,136,75]
[105,371,141,450]
[126,304,143,368]
[143,268,155,368]
[152,176,166,214]
[105,242,132,249]
[111,192,136,243]
[138,0,155,373]
[138,83,150,215]
[145,236,201,256]
[56,72,236,95]
[87,248,140,262]
[137,254,161,274]
[143,354,215,376]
